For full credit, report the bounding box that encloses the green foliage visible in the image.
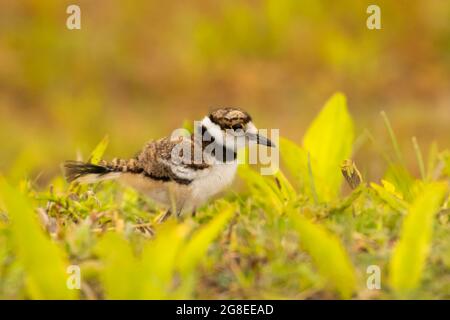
[95,204,233,299]
[238,165,286,215]
[0,93,449,300]
[303,93,354,201]
[178,203,234,275]
[389,182,448,296]
[281,92,354,202]
[0,178,75,299]
[89,135,109,165]
[289,213,357,299]
[96,222,190,299]
[370,180,408,214]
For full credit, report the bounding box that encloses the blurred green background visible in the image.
[1,0,449,184]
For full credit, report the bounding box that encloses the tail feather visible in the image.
[64,161,120,184]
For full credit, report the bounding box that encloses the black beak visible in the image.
[247,132,276,148]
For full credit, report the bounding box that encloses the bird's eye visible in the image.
[232,124,243,131]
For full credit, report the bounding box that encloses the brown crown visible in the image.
[208,107,252,130]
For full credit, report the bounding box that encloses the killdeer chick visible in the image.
[65,107,275,221]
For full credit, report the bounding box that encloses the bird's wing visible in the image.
[137,136,210,184]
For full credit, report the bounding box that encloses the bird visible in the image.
[64,107,275,221]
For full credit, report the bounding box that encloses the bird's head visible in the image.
[199,107,275,151]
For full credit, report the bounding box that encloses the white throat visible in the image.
[199,116,227,145]
[199,116,250,150]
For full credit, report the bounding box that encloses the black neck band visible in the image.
[200,125,237,163]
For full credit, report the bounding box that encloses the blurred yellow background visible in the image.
[0,0,449,184]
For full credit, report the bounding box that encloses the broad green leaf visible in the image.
[238,165,284,214]
[280,137,310,192]
[89,135,109,165]
[280,137,323,203]
[302,92,354,201]
[273,169,297,202]
[141,222,191,299]
[178,203,234,275]
[175,204,234,298]
[289,213,357,299]
[95,232,142,299]
[0,177,75,299]
[370,181,408,214]
[389,182,448,296]
[383,165,414,202]
[95,222,190,299]
[97,214,230,300]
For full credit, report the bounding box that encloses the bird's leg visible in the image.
[157,209,172,223]
[175,207,185,222]
[158,200,185,223]
[174,199,187,220]
[191,208,197,218]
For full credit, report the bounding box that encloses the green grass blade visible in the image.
[273,169,297,201]
[0,177,76,299]
[380,111,403,164]
[95,232,142,299]
[238,165,284,214]
[425,142,439,181]
[178,203,234,276]
[279,137,305,187]
[289,213,357,299]
[96,222,191,299]
[174,203,234,298]
[89,135,109,164]
[411,136,426,180]
[141,222,191,299]
[389,182,448,296]
[307,152,319,204]
[383,164,415,202]
[370,181,408,214]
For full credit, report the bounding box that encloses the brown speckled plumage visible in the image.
[98,136,211,184]
[208,107,252,130]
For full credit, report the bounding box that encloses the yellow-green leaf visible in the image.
[280,137,316,201]
[89,135,109,165]
[389,182,448,296]
[289,213,357,299]
[370,182,408,214]
[0,177,76,299]
[302,93,354,201]
[141,222,191,298]
[238,165,284,214]
[178,203,234,276]
[95,232,142,299]
[273,169,297,202]
[279,137,306,187]
[96,223,191,299]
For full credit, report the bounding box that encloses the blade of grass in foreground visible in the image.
[96,205,233,299]
[95,232,143,299]
[289,213,357,299]
[0,177,76,299]
[96,222,190,299]
[175,203,235,298]
[389,182,448,296]
[88,135,109,164]
[178,203,235,275]
[238,165,284,214]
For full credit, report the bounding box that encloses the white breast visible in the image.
[189,161,238,208]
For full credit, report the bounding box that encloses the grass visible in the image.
[0,93,449,300]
